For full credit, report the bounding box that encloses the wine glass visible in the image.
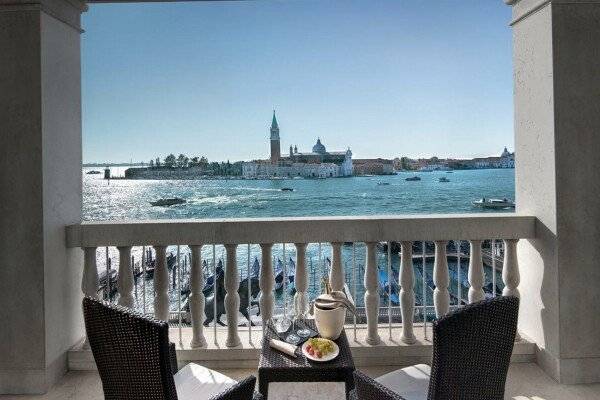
[295,296,312,338]
[285,299,301,343]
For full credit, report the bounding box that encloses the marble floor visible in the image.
[1,363,600,400]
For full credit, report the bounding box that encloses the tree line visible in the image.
[149,154,242,176]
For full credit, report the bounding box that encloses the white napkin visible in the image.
[269,339,298,358]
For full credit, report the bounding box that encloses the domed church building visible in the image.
[242,111,353,179]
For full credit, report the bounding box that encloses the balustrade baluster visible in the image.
[117,246,134,308]
[468,240,485,303]
[364,242,380,345]
[400,241,416,343]
[189,245,206,348]
[259,243,275,327]
[433,241,450,317]
[330,242,344,292]
[294,243,308,316]
[82,247,99,349]
[153,245,169,322]
[224,244,241,347]
[503,239,520,340]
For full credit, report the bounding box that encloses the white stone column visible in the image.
[433,241,450,317]
[116,246,134,308]
[330,242,344,292]
[468,240,485,303]
[189,245,207,348]
[294,243,308,315]
[507,0,600,382]
[364,242,381,345]
[259,243,275,325]
[153,246,170,322]
[399,241,416,344]
[0,0,87,393]
[224,244,241,347]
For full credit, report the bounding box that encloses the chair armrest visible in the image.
[169,342,178,374]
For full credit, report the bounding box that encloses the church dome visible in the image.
[312,138,327,154]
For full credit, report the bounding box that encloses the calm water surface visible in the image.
[83,168,514,220]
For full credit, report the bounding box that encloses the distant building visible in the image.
[242,111,353,178]
[353,158,394,175]
[399,147,515,171]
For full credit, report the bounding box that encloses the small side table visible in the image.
[258,320,355,399]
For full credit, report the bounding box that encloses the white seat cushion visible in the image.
[174,363,237,400]
[375,364,431,400]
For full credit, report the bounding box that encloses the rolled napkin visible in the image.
[269,338,298,358]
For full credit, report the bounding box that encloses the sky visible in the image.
[82,0,514,164]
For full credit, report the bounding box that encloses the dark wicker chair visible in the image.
[83,297,262,400]
[350,296,519,400]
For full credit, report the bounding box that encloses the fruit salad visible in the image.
[306,338,334,359]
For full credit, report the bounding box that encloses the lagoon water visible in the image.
[83,167,514,316]
[84,167,514,220]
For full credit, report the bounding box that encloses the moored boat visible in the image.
[405,176,421,181]
[439,177,450,182]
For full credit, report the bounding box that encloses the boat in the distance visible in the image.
[472,198,515,209]
[377,182,390,186]
[281,187,294,191]
[150,197,186,207]
[439,177,450,183]
[405,176,421,181]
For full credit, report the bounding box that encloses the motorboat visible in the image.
[377,182,390,186]
[439,177,450,183]
[281,187,294,191]
[472,198,515,209]
[150,197,186,207]
[405,176,421,181]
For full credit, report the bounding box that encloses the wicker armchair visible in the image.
[350,296,519,400]
[83,297,262,400]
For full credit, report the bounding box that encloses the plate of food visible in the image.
[302,337,339,362]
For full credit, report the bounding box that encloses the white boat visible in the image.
[472,198,515,209]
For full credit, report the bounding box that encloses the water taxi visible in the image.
[150,198,186,207]
[472,198,515,209]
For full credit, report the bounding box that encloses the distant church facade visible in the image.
[242,111,353,179]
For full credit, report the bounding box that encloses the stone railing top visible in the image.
[66,214,536,247]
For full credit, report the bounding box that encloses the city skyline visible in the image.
[82,1,513,163]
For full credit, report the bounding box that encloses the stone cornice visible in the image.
[0,0,87,32]
[506,0,600,26]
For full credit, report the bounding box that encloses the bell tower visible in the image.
[270,110,281,163]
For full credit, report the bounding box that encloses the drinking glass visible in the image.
[285,300,301,343]
[295,297,312,338]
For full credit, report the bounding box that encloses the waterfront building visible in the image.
[242,112,353,178]
[353,158,394,175]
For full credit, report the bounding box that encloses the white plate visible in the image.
[301,340,339,362]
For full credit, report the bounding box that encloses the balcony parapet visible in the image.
[66,214,535,247]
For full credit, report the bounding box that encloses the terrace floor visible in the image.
[2,363,600,400]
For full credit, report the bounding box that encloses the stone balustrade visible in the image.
[68,214,534,348]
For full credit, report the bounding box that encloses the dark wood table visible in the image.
[258,320,355,399]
